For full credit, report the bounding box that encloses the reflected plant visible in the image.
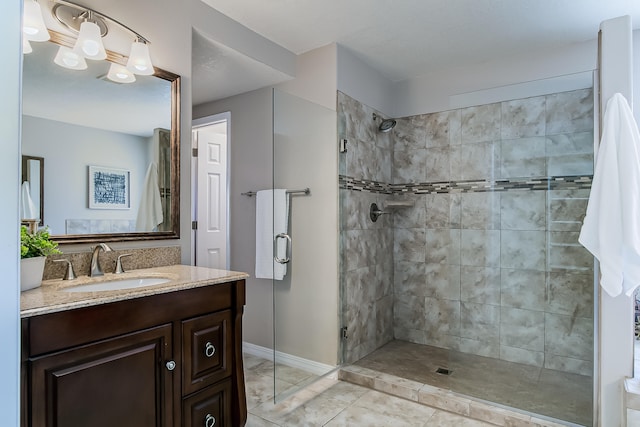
[20,225,61,259]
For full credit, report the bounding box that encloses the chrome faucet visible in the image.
[90,243,113,277]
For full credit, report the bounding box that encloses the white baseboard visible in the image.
[242,342,336,376]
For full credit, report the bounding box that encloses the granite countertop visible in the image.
[21,265,249,318]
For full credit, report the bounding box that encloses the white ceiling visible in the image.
[198,0,640,83]
[192,29,292,106]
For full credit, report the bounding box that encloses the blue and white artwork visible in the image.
[89,166,130,209]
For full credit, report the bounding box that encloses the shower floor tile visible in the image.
[244,352,497,427]
[351,340,592,426]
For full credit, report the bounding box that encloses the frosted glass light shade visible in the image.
[54,46,87,70]
[23,0,50,42]
[107,63,136,83]
[23,38,33,54]
[73,21,106,60]
[126,41,154,75]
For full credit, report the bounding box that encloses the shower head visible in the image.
[372,113,396,133]
[378,118,397,133]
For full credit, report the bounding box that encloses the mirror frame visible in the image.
[35,31,181,244]
[21,155,44,227]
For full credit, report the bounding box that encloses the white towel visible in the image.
[255,189,289,280]
[20,181,37,220]
[135,163,164,232]
[578,93,640,297]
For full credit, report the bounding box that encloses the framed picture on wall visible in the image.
[88,165,130,209]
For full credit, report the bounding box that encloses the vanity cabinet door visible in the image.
[182,380,232,427]
[182,310,232,396]
[29,324,173,427]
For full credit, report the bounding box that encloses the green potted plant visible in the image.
[20,225,60,291]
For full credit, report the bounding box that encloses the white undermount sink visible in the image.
[62,277,171,293]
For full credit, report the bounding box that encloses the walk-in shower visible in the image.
[338,81,595,426]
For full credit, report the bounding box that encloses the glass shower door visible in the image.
[444,82,596,426]
[271,89,340,401]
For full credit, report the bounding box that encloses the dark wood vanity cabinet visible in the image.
[29,324,174,427]
[21,280,247,427]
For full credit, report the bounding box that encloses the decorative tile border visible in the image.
[339,175,592,195]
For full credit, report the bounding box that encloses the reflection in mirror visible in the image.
[21,155,44,226]
[21,33,180,243]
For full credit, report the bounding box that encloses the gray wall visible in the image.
[2,0,21,423]
[22,115,149,234]
[339,88,595,376]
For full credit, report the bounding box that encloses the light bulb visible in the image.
[107,63,136,83]
[73,21,106,60]
[23,0,50,42]
[83,39,100,57]
[126,41,154,76]
[54,46,87,70]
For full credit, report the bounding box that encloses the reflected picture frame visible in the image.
[89,165,130,209]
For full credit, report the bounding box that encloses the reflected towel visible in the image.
[255,189,289,280]
[20,181,37,220]
[579,93,640,297]
[135,163,164,232]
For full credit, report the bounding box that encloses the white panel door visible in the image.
[195,119,228,269]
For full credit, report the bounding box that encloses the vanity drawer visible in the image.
[183,380,231,427]
[182,310,232,395]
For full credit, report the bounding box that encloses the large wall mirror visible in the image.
[21,31,180,244]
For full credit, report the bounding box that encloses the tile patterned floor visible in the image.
[244,344,590,427]
[245,352,507,427]
[352,341,591,426]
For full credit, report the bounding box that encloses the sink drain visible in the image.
[435,367,452,375]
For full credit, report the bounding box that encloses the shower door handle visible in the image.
[274,233,292,264]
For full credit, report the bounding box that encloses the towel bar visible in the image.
[241,188,310,197]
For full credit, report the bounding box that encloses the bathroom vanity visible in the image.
[20,265,248,427]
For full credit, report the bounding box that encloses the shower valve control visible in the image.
[370,203,388,222]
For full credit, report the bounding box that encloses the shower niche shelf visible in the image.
[384,200,415,209]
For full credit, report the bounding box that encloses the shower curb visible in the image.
[338,365,578,427]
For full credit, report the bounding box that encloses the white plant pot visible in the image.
[20,256,45,292]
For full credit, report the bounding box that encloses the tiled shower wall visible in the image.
[339,92,395,364]
[338,89,595,376]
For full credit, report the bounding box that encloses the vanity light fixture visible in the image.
[24,0,155,83]
[52,0,154,73]
[107,62,136,83]
[53,45,87,70]
[23,0,50,42]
